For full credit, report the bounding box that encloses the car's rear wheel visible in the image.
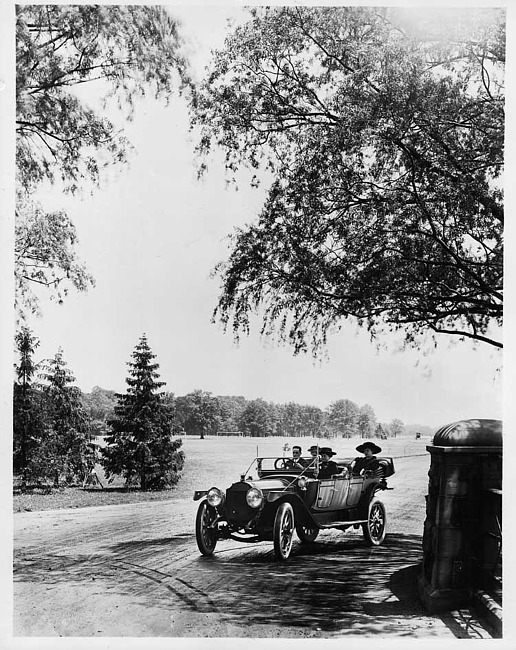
[196,500,218,556]
[362,497,386,546]
[273,502,295,560]
[296,524,319,543]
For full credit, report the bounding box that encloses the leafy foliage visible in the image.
[357,404,377,439]
[174,390,223,439]
[389,418,405,438]
[15,194,95,318]
[81,385,117,435]
[193,6,504,352]
[326,399,360,438]
[102,335,184,489]
[16,5,189,316]
[238,398,275,437]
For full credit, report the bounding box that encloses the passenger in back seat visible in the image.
[351,441,382,476]
[315,447,341,479]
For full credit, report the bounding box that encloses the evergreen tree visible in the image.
[39,348,93,487]
[102,335,184,489]
[13,327,44,482]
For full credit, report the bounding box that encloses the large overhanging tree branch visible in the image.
[192,6,504,351]
[16,5,190,317]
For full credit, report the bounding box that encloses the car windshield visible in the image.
[240,456,318,478]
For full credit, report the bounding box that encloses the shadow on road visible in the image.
[185,532,427,633]
[14,530,489,638]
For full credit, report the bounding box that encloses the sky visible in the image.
[4,3,507,430]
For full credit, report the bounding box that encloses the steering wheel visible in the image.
[274,458,289,469]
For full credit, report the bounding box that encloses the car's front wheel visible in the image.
[196,500,218,556]
[273,502,295,560]
[362,497,386,546]
[296,524,319,543]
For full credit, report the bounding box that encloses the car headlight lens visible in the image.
[246,487,264,508]
[298,476,307,489]
[207,487,224,507]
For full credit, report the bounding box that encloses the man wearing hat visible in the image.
[351,441,382,476]
[316,447,340,479]
[307,445,319,459]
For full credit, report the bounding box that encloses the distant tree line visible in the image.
[13,329,184,490]
[82,386,424,440]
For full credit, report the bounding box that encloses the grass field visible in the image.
[13,434,433,521]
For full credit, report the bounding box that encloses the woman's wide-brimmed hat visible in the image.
[356,441,382,455]
[319,447,336,457]
[307,445,319,453]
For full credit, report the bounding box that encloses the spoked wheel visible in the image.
[296,524,319,543]
[362,497,386,546]
[196,500,218,556]
[273,502,295,560]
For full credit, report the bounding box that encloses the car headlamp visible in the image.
[297,476,307,489]
[206,487,224,507]
[246,487,264,508]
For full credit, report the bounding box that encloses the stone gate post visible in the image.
[418,419,502,613]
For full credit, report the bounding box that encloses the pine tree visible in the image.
[39,348,94,487]
[102,334,184,490]
[13,327,45,483]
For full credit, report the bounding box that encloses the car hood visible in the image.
[230,477,294,492]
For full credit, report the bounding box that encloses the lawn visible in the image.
[13,434,433,514]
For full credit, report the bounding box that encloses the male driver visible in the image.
[286,445,308,469]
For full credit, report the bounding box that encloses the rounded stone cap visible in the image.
[433,419,502,447]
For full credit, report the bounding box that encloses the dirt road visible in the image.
[13,452,493,638]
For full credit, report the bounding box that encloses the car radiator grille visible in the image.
[225,487,255,524]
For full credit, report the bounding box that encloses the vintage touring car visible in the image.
[193,452,395,560]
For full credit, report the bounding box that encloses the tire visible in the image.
[362,497,386,546]
[296,524,319,543]
[196,500,218,556]
[273,502,295,560]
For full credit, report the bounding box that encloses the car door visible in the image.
[346,476,364,507]
[312,475,351,510]
[312,478,334,509]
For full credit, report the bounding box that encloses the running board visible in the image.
[317,518,367,528]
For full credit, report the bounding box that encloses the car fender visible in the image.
[357,482,382,517]
[266,491,317,524]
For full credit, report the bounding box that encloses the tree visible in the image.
[175,390,222,439]
[13,327,44,482]
[389,418,405,438]
[81,385,117,435]
[326,399,359,438]
[16,5,189,316]
[39,348,94,486]
[375,423,388,440]
[357,404,377,439]
[102,335,184,489]
[15,195,95,319]
[193,6,504,353]
[217,395,247,433]
[300,405,324,438]
[238,399,274,437]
